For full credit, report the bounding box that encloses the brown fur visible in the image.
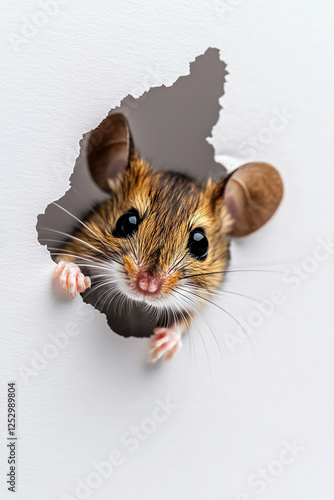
[57,154,232,331]
[56,113,283,337]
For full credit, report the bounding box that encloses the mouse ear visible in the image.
[218,162,283,237]
[86,113,134,193]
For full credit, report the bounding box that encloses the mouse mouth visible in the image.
[125,273,173,307]
[113,261,180,309]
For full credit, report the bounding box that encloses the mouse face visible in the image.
[54,113,283,359]
[65,155,231,315]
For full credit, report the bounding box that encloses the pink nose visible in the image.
[136,272,163,295]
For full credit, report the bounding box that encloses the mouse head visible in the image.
[84,113,283,312]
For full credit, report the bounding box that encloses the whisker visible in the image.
[169,293,197,369]
[47,247,111,265]
[39,227,107,257]
[71,187,107,224]
[209,288,260,304]
[224,269,285,274]
[178,286,255,354]
[194,320,212,387]
[181,268,285,280]
[172,294,212,378]
[176,293,213,385]
[178,287,250,335]
[96,288,115,313]
[96,284,119,311]
[46,241,122,266]
[175,290,225,368]
[51,202,112,252]
[188,294,255,352]
[109,289,127,317]
[183,284,261,305]
[83,279,116,301]
[49,252,115,272]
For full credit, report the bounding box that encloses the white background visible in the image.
[1,1,334,499]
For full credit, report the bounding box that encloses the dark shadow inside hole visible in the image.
[37,47,228,338]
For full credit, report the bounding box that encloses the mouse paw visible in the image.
[150,324,182,362]
[54,261,91,298]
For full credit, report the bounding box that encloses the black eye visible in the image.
[188,229,209,261]
[114,209,140,238]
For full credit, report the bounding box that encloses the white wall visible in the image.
[1,1,334,499]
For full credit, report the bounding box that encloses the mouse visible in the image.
[53,113,283,361]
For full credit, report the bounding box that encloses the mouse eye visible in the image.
[188,229,208,261]
[114,209,140,238]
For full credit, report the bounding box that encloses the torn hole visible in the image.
[36,47,228,338]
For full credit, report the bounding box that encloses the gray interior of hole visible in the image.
[36,47,227,338]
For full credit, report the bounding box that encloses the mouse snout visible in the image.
[136,271,164,296]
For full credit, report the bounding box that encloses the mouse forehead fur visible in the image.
[108,154,232,234]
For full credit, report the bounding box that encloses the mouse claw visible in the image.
[54,261,91,298]
[150,325,182,362]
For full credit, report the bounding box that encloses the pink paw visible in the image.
[54,261,91,298]
[150,324,182,362]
